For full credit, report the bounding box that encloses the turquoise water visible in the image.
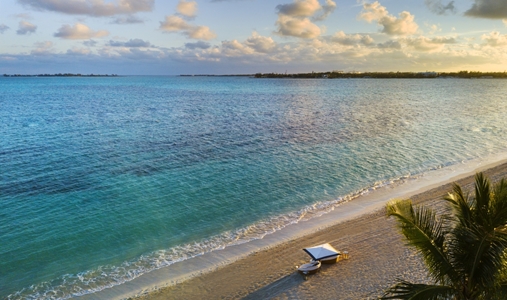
[1,76,507,299]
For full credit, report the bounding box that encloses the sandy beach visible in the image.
[131,161,507,300]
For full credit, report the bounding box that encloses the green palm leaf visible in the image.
[382,173,507,300]
[381,280,454,300]
[386,199,455,283]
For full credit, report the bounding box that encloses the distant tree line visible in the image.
[254,70,507,79]
[3,73,118,77]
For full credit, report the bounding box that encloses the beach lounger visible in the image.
[297,260,321,279]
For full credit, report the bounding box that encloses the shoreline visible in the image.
[81,154,507,300]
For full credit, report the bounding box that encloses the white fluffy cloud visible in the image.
[331,31,374,46]
[177,0,198,18]
[17,0,154,17]
[54,23,109,40]
[359,2,418,36]
[17,21,37,35]
[481,31,507,46]
[465,0,507,19]
[160,1,216,40]
[403,36,456,52]
[160,16,216,40]
[244,32,277,53]
[276,15,322,38]
[275,0,336,38]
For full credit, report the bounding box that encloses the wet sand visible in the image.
[134,162,507,300]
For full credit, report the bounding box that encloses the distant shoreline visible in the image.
[5,71,505,79]
[179,71,507,79]
[3,73,119,77]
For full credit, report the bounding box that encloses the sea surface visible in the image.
[1,76,507,299]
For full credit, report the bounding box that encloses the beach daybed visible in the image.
[303,243,341,263]
[297,243,341,279]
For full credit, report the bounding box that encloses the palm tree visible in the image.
[382,172,507,300]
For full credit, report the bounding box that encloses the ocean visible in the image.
[1,76,507,299]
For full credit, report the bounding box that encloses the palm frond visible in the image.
[449,225,507,290]
[474,172,491,227]
[381,280,454,300]
[444,183,473,228]
[490,178,507,229]
[485,261,507,299]
[386,200,455,283]
[383,174,507,299]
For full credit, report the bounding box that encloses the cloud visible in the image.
[331,31,374,46]
[430,36,457,44]
[180,32,279,61]
[276,0,322,17]
[111,15,144,24]
[481,31,507,46]
[187,26,216,40]
[67,47,92,55]
[17,0,154,17]
[109,39,151,47]
[377,40,402,49]
[275,0,336,38]
[425,0,456,15]
[359,1,388,22]
[465,0,507,19]
[276,15,322,38]
[160,15,189,31]
[222,40,254,56]
[31,41,54,55]
[245,32,277,53]
[314,0,337,21]
[1,31,501,75]
[428,24,441,34]
[403,36,456,52]
[177,0,197,18]
[359,1,418,36]
[17,21,37,35]
[0,24,10,34]
[83,40,98,47]
[185,41,211,49]
[160,15,216,40]
[54,23,109,40]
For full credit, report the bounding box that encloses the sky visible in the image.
[1,0,507,75]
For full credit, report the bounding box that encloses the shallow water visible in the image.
[1,76,507,299]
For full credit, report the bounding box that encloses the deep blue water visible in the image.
[1,76,507,299]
